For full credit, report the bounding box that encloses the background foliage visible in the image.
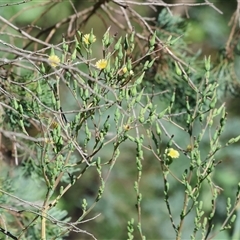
[1,0,240,239]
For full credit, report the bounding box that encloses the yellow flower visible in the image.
[122,66,128,74]
[123,124,131,131]
[83,33,96,45]
[48,55,60,68]
[95,59,108,70]
[166,148,179,159]
[119,66,134,76]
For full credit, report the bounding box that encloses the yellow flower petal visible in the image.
[95,59,108,70]
[48,55,60,68]
[83,33,96,45]
[122,66,128,74]
[166,148,179,159]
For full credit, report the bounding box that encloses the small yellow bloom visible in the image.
[120,66,134,76]
[123,124,131,131]
[122,66,128,74]
[83,33,96,45]
[95,59,108,70]
[48,55,60,68]
[166,148,179,159]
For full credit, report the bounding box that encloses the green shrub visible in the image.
[0,1,240,239]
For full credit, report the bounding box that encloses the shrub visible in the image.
[0,1,240,239]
